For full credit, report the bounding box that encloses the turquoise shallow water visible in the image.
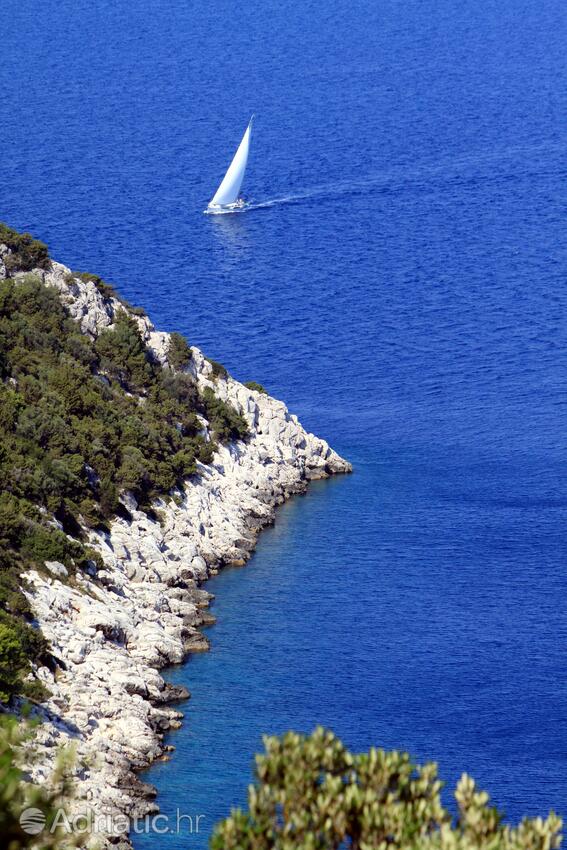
[2,0,567,845]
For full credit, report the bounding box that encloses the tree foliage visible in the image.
[201,387,250,443]
[0,224,49,275]
[244,381,267,395]
[0,713,80,850]
[0,270,248,703]
[207,358,228,379]
[168,332,193,370]
[0,276,248,523]
[211,728,562,850]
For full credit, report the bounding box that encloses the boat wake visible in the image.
[204,191,328,216]
[205,185,367,215]
[247,192,317,210]
[205,139,567,216]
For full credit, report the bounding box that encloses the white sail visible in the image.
[209,117,253,208]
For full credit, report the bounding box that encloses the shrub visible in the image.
[207,358,228,379]
[0,609,48,704]
[19,522,84,570]
[0,623,29,704]
[197,440,216,465]
[244,380,267,395]
[168,332,192,370]
[0,223,50,274]
[211,728,562,850]
[201,387,249,442]
[95,312,153,391]
[117,445,150,497]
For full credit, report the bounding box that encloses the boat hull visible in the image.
[204,199,248,215]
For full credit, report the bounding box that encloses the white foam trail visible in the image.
[208,139,567,216]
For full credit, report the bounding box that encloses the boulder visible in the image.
[45,560,69,578]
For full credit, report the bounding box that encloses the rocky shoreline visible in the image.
[2,250,351,847]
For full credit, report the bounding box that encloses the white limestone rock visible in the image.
[45,560,69,578]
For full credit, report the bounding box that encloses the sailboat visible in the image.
[205,117,253,214]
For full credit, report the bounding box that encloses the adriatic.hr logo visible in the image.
[19,806,206,837]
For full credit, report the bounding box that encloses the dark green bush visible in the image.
[21,678,51,702]
[196,439,216,465]
[201,387,249,442]
[19,522,84,569]
[95,312,154,392]
[168,332,192,370]
[244,380,267,394]
[207,358,228,379]
[0,623,28,704]
[0,223,50,274]
[0,611,48,704]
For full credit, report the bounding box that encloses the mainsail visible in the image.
[208,117,253,208]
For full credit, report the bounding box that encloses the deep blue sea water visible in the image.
[2,0,567,845]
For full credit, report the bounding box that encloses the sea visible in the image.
[2,0,567,845]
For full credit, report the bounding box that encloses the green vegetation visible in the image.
[168,332,193,370]
[207,358,228,379]
[0,713,80,850]
[201,387,250,443]
[72,271,118,301]
[244,381,267,395]
[0,224,49,275]
[0,612,49,704]
[211,728,562,850]
[0,267,248,703]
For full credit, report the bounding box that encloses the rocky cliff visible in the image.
[0,238,350,846]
